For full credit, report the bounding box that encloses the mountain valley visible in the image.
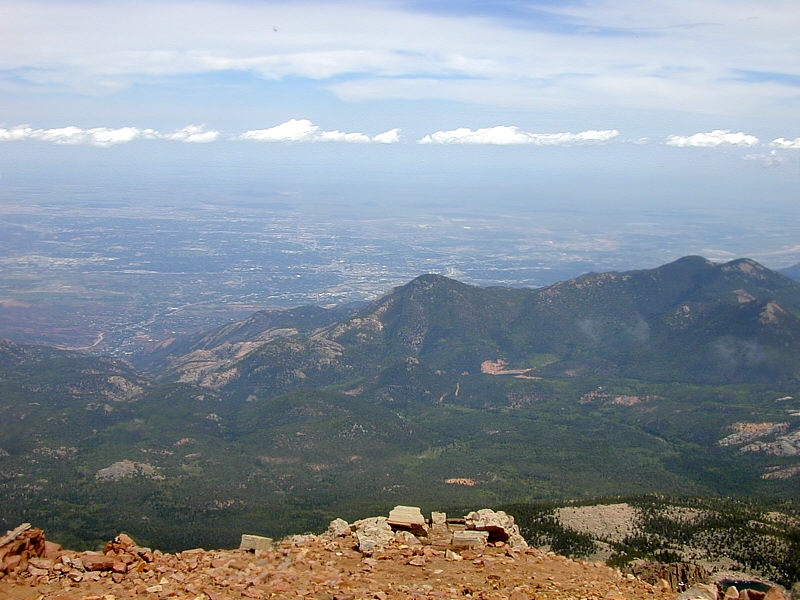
[1,256,799,579]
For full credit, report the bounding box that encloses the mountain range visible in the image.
[1,256,799,551]
[138,255,800,389]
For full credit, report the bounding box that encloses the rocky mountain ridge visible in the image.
[136,256,800,397]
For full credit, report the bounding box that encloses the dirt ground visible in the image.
[0,532,677,600]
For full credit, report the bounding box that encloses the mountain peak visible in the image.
[406,273,460,287]
[719,257,770,278]
[387,273,470,300]
[671,255,713,267]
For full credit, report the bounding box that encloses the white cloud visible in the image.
[0,125,158,146]
[2,0,800,122]
[665,130,759,148]
[238,119,320,142]
[418,126,619,145]
[770,137,800,149]
[0,124,212,146]
[0,126,36,142]
[372,128,401,144]
[162,125,220,143]
[88,127,156,146]
[237,119,399,143]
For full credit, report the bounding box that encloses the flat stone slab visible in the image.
[451,530,489,549]
[239,534,273,553]
[387,505,429,537]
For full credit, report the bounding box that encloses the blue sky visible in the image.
[1,0,800,246]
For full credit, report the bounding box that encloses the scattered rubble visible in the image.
[0,506,789,600]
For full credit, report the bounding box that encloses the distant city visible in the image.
[1,186,798,355]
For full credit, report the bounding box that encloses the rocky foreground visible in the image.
[0,507,787,600]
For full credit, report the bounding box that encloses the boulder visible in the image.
[327,518,351,538]
[725,587,741,600]
[764,588,788,600]
[431,512,446,526]
[80,552,116,571]
[464,509,527,549]
[394,531,421,546]
[451,530,489,549]
[387,505,428,537]
[103,532,137,555]
[352,517,394,555]
[239,534,273,553]
[679,583,718,600]
[43,540,63,558]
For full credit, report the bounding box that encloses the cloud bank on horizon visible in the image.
[2,0,800,143]
[0,124,220,146]
[5,121,800,153]
[418,126,619,145]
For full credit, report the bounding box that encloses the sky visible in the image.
[1,0,800,255]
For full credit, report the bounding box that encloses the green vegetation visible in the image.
[503,496,800,588]
[1,256,800,572]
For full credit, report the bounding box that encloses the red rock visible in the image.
[43,540,63,558]
[3,555,21,571]
[81,552,116,571]
[131,546,153,562]
[28,557,53,570]
[27,565,49,577]
[407,556,426,567]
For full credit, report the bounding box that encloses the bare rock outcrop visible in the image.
[464,508,528,549]
[326,517,350,538]
[624,559,710,591]
[352,516,394,555]
[0,524,58,578]
[95,459,164,481]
